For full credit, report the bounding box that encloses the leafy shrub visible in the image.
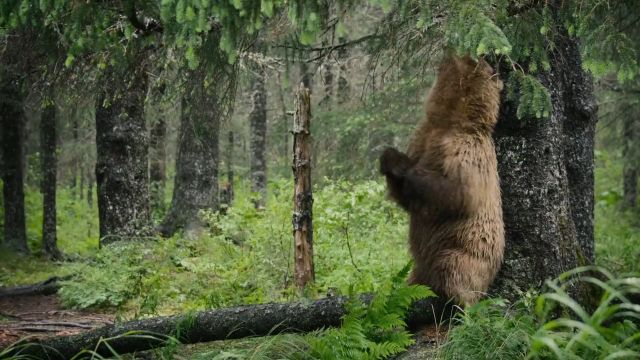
[58,242,148,308]
[441,267,640,359]
[51,178,409,314]
[440,298,537,359]
[529,267,640,359]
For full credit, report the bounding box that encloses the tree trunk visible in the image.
[292,84,314,289]
[249,67,267,209]
[220,131,234,211]
[300,62,313,90]
[159,69,223,237]
[276,73,289,170]
[0,123,3,180]
[41,102,61,259]
[490,30,597,299]
[320,60,333,108]
[95,64,150,246]
[622,117,638,208]
[623,167,637,208]
[79,164,84,200]
[10,295,450,359]
[0,71,28,253]
[87,166,94,208]
[337,36,349,104]
[227,131,234,202]
[149,117,167,214]
[71,113,78,196]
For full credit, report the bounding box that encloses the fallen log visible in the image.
[5,296,453,359]
[0,276,65,299]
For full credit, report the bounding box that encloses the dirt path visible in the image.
[0,294,113,348]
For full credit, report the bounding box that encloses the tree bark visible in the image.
[86,166,94,208]
[300,62,313,90]
[249,67,268,209]
[95,63,151,246]
[320,60,333,108]
[149,117,167,214]
[490,29,597,299]
[79,163,84,201]
[41,102,61,259]
[623,166,637,208]
[8,295,451,359]
[622,117,638,208]
[0,64,28,253]
[220,131,234,211]
[337,36,349,104]
[292,84,315,289]
[71,113,78,196]
[0,123,3,181]
[159,68,226,237]
[276,72,289,169]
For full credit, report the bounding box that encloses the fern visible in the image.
[308,262,435,360]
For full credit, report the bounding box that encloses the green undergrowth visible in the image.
[52,178,409,315]
[3,264,432,360]
[594,149,640,275]
[2,146,640,359]
[0,186,98,287]
[441,267,640,359]
[306,263,434,359]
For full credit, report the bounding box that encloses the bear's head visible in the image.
[425,54,503,132]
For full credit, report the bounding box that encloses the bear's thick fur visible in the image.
[380,54,504,305]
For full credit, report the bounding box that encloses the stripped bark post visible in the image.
[292,83,314,289]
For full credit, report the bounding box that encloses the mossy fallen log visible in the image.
[5,296,453,359]
[0,276,64,299]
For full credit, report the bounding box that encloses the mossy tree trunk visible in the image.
[160,45,235,236]
[249,66,267,209]
[41,101,61,259]
[95,61,151,246]
[490,30,597,299]
[159,86,220,236]
[0,33,28,253]
[0,77,27,253]
[149,117,167,214]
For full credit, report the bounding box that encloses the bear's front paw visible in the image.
[380,147,410,177]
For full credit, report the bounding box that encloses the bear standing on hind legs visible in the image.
[380,54,505,306]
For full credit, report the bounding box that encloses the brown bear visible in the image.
[380,54,504,306]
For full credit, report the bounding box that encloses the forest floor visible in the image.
[0,294,113,348]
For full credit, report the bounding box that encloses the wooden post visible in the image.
[292,83,314,289]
